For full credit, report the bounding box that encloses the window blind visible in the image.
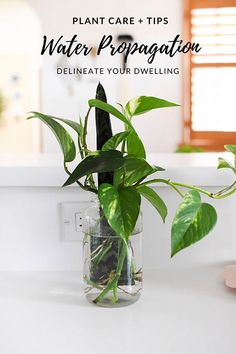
[190,6,236,132]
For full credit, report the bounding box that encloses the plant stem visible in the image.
[112,284,118,303]
[63,162,97,194]
[93,239,128,304]
[94,241,113,265]
[79,107,96,189]
[82,107,91,156]
[173,181,236,199]
[213,181,236,196]
[64,108,97,193]
[137,178,236,200]
[77,138,84,159]
[172,181,213,198]
[213,185,236,199]
[137,179,184,197]
[121,140,126,154]
[77,180,98,194]
[85,174,97,191]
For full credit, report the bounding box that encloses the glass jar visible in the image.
[83,199,142,307]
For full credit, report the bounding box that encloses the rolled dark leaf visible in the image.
[95,82,113,185]
[92,83,114,283]
[91,84,133,286]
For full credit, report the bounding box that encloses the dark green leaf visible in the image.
[102,131,130,151]
[98,184,141,240]
[125,96,179,117]
[89,99,133,128]
[114,156,161,186]
[63,150,124,186]
[138,185,167,222]
[224,145,236,154]
[28,112,76,163]
[171,190,217,257]
[127,130,146,158]
[217,157,235,172]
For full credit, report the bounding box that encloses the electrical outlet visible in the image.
[59,201,90,242]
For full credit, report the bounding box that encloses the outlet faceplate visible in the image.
[59,201,90,242]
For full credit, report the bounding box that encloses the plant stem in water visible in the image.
[93,239,128,304]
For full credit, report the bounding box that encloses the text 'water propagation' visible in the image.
[41,34,201,64]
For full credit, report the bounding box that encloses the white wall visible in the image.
[26,0,183,153]
[0,185,236,271]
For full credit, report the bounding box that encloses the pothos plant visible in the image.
[28,83,236,304]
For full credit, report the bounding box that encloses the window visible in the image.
[0,0,42,153]
[183,0,236,151]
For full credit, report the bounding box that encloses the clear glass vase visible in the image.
[83,200,142,307]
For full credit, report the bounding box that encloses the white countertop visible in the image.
[0,152,234,187]
[0,266,235,354]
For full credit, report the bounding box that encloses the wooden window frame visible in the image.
[183,0,236,151]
